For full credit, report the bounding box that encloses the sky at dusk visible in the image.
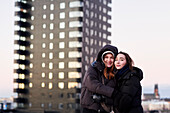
[0,0,170,98]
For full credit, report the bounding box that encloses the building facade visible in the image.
[14,0,112,113]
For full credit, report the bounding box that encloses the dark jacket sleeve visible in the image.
[84,65,114,98]
[114,75,141,111]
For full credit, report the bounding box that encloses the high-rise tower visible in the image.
[14,0,112,113]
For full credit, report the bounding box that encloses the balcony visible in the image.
[15,68,29,75]
[76,68,81,72]
[14,88,29,94]
[15,21,31,28]
[14,79,29,84]
[76,78,81,83]
[14,97,28,103]
[15,30,31,37]
[15,40,30,47]
[15,50,30,56]
[15,2,32,10]
[15,11,31,19]
[15,59,30,66]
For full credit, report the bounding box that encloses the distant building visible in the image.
[0,97,14,110]
[14,0,112,113]
[143,84,160,100]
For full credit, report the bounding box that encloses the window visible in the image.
[42,43,46,48]
[69,11,83,18]
[30,44,33,49]
[50,4,54,10]
[68,72,81,78]
[59,62,64,69]
[43,5,47,10]
[69,41,82,48]
[49,33,54,39]
[49,82,53,89]
[49,62,53,69]
[69,31,82,38]
[59,22,65,29]
[60,2,65,9]
[69,21,83,28]
[30,63,33,68]
[58,82,64,89]
[29,83,33,88]
[42,53,46,58]
[60,12,65,19]
[43,14,46,19]
[30,54,33,59]
[42,72,45,78]
[43,24,46,29]
[59,42,65,48]
[49,52,53,59]
[68,82,81,89]
[42,33,46,38]
[50,14,54,20]
[58,103,64,109]
[58,72,64,79]
[68,61,82,68]
[59,52,64,59]
[69,1,83,8]
[49,72,53,79]
[59,32,65,39]
[41,82,45,88]
[50,23,54,30]
[68,51,82,58]
[49,43,53,49]
[42,63,45,68]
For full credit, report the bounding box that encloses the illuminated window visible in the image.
[69,11,83,18]
[49,72,53,79]
[69,31,82,38]
[43,14,46,19]
[58,72,64,79]
[30,25,34,30]
[59,32,65,39]
[49,52,53,59]
[60,12,65,19]
[60,2,65,9]
[41,82,45,88]
[49,43,53,49]
[68,51,82,58]
[58,82,64,89]
[43,24,46,29]
[69,1,83,8]
[49,82,53,89]
[42,72,45,78]
[30,73,33,78]
[68,72,81,78]
[59,62,64,69]
[42,43,46,48]
[59,52,64,59]
[42,53,46,58]
[59,42,65,49]
[43,5,47,10]
[50,14,54,20]
[68,61,82,68]
[30,54,33,59]
[19,83,25,89]
[42,63,45,68]
[42,33,46,38]
[49,62,53,69]
[50,4,54,10]
[59,22,65,29]
[29,83,33,88]
[69,21,83,28]
[30,63,33,68]
[69,41,82,48]
[30,35,34,39]
[49,33,54,39]
[31,16,34,20]
[68,82,81,89]
[50,23,54,30]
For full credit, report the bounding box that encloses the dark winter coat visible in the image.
[113,66,143,113]
[80,45,118,112]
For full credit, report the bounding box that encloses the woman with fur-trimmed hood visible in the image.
[80,45,118,113]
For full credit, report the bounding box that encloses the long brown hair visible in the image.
[118,51,134,70]
[103,66,115,79]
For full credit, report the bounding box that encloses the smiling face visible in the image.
[114,53,127,70]
[103,53,114,68]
